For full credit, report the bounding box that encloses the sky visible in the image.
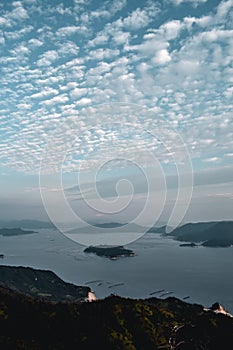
[0,0,232,228]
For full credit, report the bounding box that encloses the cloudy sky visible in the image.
[0,0,232,225]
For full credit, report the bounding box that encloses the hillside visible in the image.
[0,265,90,302]
[0,283,233,349]
[158,221,233,246]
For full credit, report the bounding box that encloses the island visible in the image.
[0,220,56,229]
[84,245,135,259]
[155,221,233,248]
[0,228,37,236]
[179,242,198,247]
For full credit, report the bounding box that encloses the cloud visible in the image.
[0,0,232,177]
[70,88,88,99]
[37,50,59,66]
[28,38,43,47]
[152,49,171,65]
[0,16,12,27]
[41,94,69,106]
[120,5,160,30]
[56,25,81,37]
[168,0,208,6]
[9,1,29,20]
[88,48,120,61]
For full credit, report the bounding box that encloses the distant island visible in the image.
[0,228,36,236]
[84,245,135,259]
[93,222,125,228]
[0,265,233,349]
[0,219,56,229]
[155,221,233,248]
[66,222,147,234]
[179,242,198,247]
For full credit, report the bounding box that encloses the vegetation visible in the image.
[0,266,233,348]
[0,228,36,236]
[0,266,90,302]
[154,221,233,247]
[84,245,135,258]
[0,286,233,349]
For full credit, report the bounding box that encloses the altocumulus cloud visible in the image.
[0,0,232,175]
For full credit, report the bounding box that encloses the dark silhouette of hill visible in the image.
[154,221,233,246]
[0,265,89,302]
[0,281,233,349]
[94,222,125,228]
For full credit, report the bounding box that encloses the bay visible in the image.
[0,228,233,313]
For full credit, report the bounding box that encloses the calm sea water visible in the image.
[0,229,233,313]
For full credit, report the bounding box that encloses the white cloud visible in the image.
[216,0,233,21]
[88,48,119,60]
[57,41,79,56]
[9,1,29,20]
[37,50,59,66]
[160,20,183,40]
[0,0,232,176]
[203,157,220,163]
[28,38,43,47]
[70,88,88,99]
[120,4,161,30]
[152,49,171,65]
[75,97,92,106]
[88,33,109,47]
[0,17,12,26]
[41,94,69,106]
[169,0,208,6]
[30,87,59,100]
[56,25,80,37]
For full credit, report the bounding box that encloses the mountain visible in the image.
[94,222,125,228]
[0,265,90,302]
[66,222,147,234]
[159,221,233,246]
[147,225,166,233]
[0,220,56,229]
[0,278,233,349]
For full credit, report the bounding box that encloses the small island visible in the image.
[84,245,135,259]
[0,228,37,236]
[179,242,198,247]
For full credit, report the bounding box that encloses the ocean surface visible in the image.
[0,229,233,313]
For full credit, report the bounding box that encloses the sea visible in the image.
[0,229,233,313]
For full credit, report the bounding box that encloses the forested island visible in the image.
[0,228,36,236]
[84,245,135,259]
